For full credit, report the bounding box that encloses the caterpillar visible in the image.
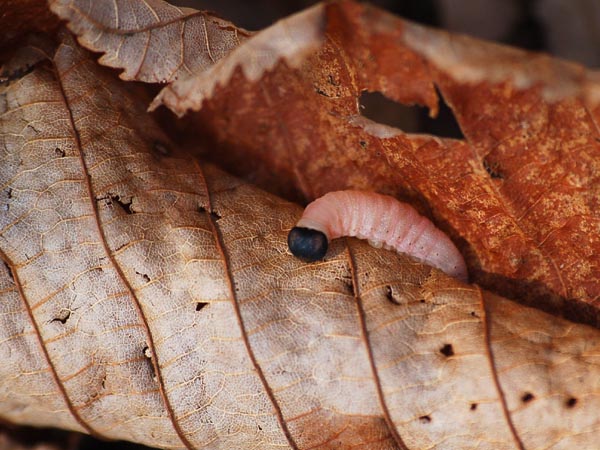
[288,190,468,282]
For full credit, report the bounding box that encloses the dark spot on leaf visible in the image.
[359,140,367,148]
[26,124,40,134]
[315,87,329,97]
[385,285,401,305]
[6,188,12,199]
[521,392,534,403]
[51,309,71,325]
[440,343,454,357]
[483,156,504,179]
[470,311,479,318]
[54,147,65,157]
[152,140,171,156]
[196,302,208,312]
[198,205,207,213]
[470,403,478,411]
[210,211,221,220]
[327,74,339,86]
[3,260,14,283]
[136,271,150,283]
[359,88,464,139]
[419,298,426,303]
[419,415,431,423]
[566,397,577,408]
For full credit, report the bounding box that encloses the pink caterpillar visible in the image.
[288,190,468,282]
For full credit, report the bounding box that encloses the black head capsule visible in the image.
[287,227,328,262]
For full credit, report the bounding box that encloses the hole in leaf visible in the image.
[198,205,207,213]
[135,271,150,283]
[196,302,208,312]
[142,345,157,380]
[210,211,221,220]
[2,260,13,283]
[336,274,354,296]
[385,285,401,305]
[419,415,432,423]
[521,392,535,403]
[470,403,478,411]
[54,147,65,157]
[566,397,577,408]
[359,89,464,139]
[483,156,504,179]
[51,309,71,325]
[109,194,134,214]
[440,343,454,357]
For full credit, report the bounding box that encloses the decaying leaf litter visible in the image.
[0,0,599,449]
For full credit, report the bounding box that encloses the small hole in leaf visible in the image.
[2,261,13,283]
[196,302,208,312]
[210,211,221,220]
[142,345,156,380]
[483,156,504,179]
[440,343,454,357]
[51,309,71,325]
[110,194,134,214]
[470,403,478,411]
[566,397,577,408]
[385,285,401,305]
[419,415,432,423]
[198,205,207,213]
[136,271,150,283]
[54,147,65,157]
[359,89,464,139]
[521,392,535,403]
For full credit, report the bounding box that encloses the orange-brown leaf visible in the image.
[150,3,327,115]
[175,1,600,326]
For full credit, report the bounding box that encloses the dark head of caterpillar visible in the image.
[288,227,328,262]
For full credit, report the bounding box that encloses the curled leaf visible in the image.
[183,0,600,325]
[48,0,249,83]
[1,20,600,450]
[150,3,327,115]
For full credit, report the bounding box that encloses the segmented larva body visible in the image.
[288,190,468,282]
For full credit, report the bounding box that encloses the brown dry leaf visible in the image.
[1,2,600,450]
[150,3,327,114]
[48,0,250,83]
[164,1,600,327]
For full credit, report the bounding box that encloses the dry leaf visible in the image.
[48,0,250,83]
[165,1,600,326]
[1,1,600,449]
[150,3,327,114]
